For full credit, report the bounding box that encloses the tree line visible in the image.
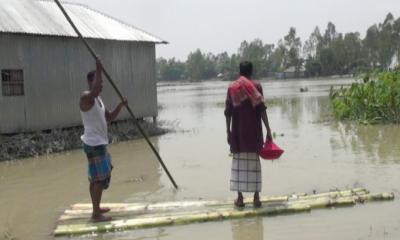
[157,13,400,81]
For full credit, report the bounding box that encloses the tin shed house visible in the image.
[0,0,165,133]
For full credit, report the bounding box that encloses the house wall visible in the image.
[0,33,157,133]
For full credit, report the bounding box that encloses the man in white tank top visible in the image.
[80,59,127,222]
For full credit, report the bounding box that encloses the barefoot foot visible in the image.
[253,192,262,208]
[234,199,245,208]
[91,214,112,222]
[253,200,262,208]
[100,207,111,213]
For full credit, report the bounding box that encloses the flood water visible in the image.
[2,78,400,240]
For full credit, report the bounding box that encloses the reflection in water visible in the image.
[231,218,264,240]
[109,138,163,202]
[269,96,333,128]
[330,122,400,163]
[66,227,168,240]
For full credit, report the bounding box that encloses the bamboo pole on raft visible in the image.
[53,0,178,189]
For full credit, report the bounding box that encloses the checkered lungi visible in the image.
[83,144,113,189]
[230,152,262,192]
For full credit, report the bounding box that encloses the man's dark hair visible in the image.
[239,61,253,78]
[87,70,96,81]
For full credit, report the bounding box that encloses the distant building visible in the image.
[0,0,166,133]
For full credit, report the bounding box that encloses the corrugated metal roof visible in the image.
[0,0,166,43]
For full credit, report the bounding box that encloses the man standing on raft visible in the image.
[80,58,127,222]
[225,61,272,208]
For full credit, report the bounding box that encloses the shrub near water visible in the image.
[330,70,400,124]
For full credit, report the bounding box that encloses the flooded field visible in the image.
[1,78,400,240]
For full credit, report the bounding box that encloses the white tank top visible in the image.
[80,97,109,146]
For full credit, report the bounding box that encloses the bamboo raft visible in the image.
[54,188,394,236]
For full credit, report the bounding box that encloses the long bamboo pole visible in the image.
[53,0,178,189]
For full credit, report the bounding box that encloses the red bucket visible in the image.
[259,140,284,160]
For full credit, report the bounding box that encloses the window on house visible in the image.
[2,69,24,96]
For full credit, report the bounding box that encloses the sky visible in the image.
[64,0,400,60]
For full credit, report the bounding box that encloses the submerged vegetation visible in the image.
[330,70,400,124]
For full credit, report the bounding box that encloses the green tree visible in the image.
[323,22,339,47]
[378,13,397,68]
[343,32,364,73]
[330,34,346,74]
[156,57,186,81]
[317,23,349,75]
[363,24,381,68]
[186,49,207,81]
[282,27,303,75]
[269,42,285,72]
[229,54,240,79]
[238,39,269,78]
[204,53,217,79]
[215,52,240,80]
[363,13,399,69]
[394,17,400,60]
[304,26,322,58]
[304,27,323,76]
[304,58,322,77]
